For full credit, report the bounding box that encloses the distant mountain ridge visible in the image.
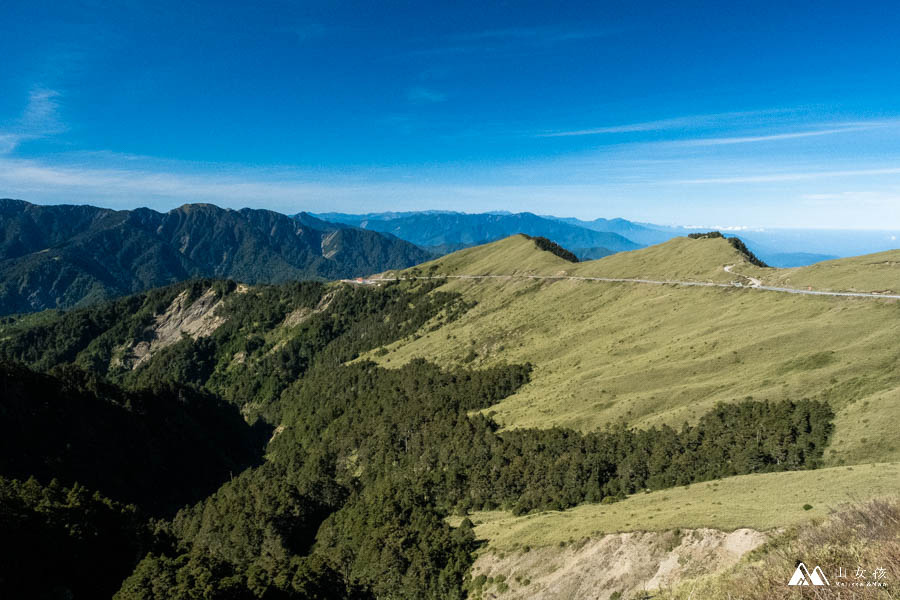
[318,210,879,268]
[0,199,429,314]
[544,215,677,246]
[311,211,643,259]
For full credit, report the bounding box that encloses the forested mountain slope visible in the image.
[0,360,266,515]
[0,199,429,314]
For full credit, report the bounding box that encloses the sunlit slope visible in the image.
[451,463,900,550]
[755,247,900,292]
[382,233,574,277]
[571,235,754,283]
[384,233,758,282]
[371,236,900,466]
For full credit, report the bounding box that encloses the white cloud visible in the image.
[21,88,64,132]
[669,126,879,147]
[0,155,631,216]
[535,109,788,137]
[673,167,900,184]
[0,87,66,154]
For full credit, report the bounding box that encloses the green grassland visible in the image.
[386,234,754,282]
[370,235,900,468]
[450,463,900,551]
[382,234,574,277]
[752,248,900,292]
[570,235,751,283]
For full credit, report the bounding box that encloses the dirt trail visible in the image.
[365,270,900,300]
[723,264,762,287]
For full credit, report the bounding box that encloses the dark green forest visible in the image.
[0,277,833,598]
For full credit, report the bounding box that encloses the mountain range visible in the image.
[313,211,643,258]
[313,210,878,266]
[4,200,899,316]
[0,199,428,314]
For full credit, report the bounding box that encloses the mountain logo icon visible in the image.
[788,563,830,586]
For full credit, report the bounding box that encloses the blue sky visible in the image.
[2,0,900,228]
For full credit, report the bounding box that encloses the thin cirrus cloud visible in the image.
[407,86,447,103]
[404,26,612,58]
[0,157,364,209]
[534,110,790,137]
[449,26,610,43]
[0,88,66,154]
[673,166,900,184]
[0,156,622,215]
[533,107,894,145]
[668,125,884,147]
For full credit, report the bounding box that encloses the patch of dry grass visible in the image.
[658,497,900,599]
[452,464,900,551]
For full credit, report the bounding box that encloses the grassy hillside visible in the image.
[386,234,574,277]
[571,235,754,282]
[389,233,754,281]
[452,463,900,551]
[755,247,900,292]
[371,236,900,469]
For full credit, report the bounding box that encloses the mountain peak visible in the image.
[391,234,577,277]
[573,235,758,282]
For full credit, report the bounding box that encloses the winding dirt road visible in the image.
[365,268,900,300]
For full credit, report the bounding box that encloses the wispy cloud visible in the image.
[404,25,614,59]
[0,134,21,154]
[6,152,900,229]
[673,166,900,184]
[0,156,606,214]
[0,157,351,209]
[669,125,882,147]
[0,88,66,154]
[449,26,609,43]
[407,86,447,104]
[21,89,64,132]
[535,110,785,137]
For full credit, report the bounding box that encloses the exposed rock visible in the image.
[471,527,766,600]
[111,287,227,370]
